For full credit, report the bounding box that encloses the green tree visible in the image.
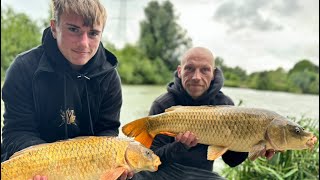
[247,69,288,92]
[215,56,228,70]
[288,71,319,94]
[1,6,41,79]
[114,44,171,84]
[264,68,288,91]
[39,2,52,29]
[214,57,318,94]
[254,71,269,90]
[287,60,319,94]
[289,59,319,74]
[139,0,192,71]
[215,56,248,87]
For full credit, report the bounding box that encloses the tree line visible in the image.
[1,1,319,94]
[216,57,319,94]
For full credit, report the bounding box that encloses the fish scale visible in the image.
[148,106,275,151]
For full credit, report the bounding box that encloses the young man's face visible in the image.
[50,12,103,70]
[177,49,215,99]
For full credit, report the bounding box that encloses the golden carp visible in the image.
[1,136,161,180]
[122,105,317,161]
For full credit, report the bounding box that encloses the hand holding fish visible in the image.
[28,175,47,180]
[28,170,134,180]
[264,149,276,160]
[175,131,199,148]
[117,170,134,180]
[249,148,278,161]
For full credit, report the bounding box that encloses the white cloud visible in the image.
[175,0,319,72]
[1,0,318,73]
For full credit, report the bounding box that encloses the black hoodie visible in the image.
[1,27,122,162]
[133,68,248,180]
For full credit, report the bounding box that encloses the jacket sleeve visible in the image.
[222,151,249,167]
[95,69,122,136]
[150,134,190,164]
[1,57,46,161]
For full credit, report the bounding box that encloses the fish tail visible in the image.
[122,117,154,148]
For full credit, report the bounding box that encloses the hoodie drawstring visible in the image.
[64,74,68,139]
[77,74,95,135]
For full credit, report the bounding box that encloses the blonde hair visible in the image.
[51,0,107,28]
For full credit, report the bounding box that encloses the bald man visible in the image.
[132,47,248,179]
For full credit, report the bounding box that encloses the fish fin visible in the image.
[53,136,96,143]
[122,117,154,148]
[207,145,228,160]
[100,167,126,180]
[248,140,267,160]
[134,131,154,148]
[164,106,183,112]
[165,105,233,112]
[159,131,177,137]
[72,136,95,139]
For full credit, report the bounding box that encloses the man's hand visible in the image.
[29,170,134,180]
[117,169,134,180]
[265,149,276,160]
[252,148,284,161]
[175,131,198,148]
[28,175,47,180]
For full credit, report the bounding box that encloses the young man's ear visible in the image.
[50,20,57,39]
[177,65,182,78]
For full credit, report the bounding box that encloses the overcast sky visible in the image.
[2,0,319,73]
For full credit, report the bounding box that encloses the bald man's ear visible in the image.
[177,65,182,78]
[212,67,216,80]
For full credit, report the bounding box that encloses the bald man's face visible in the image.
[177,49,215,99]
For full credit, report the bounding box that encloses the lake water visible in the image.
[1,85,319,173]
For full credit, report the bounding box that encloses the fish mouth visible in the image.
[152,156,161,172]
[306,135,317,149]
[124,148,161,172]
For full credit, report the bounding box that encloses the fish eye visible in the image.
[145,150,152,158]
[295,127,301,134]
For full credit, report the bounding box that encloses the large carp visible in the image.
[122,105,317,160]
[1,136,161,180]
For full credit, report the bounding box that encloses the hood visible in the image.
[167,67,225,105]
[40,27,119,139]
[41,27,118,78]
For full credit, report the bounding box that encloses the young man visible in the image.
[133,47,276,179]
[1,0,132,179]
